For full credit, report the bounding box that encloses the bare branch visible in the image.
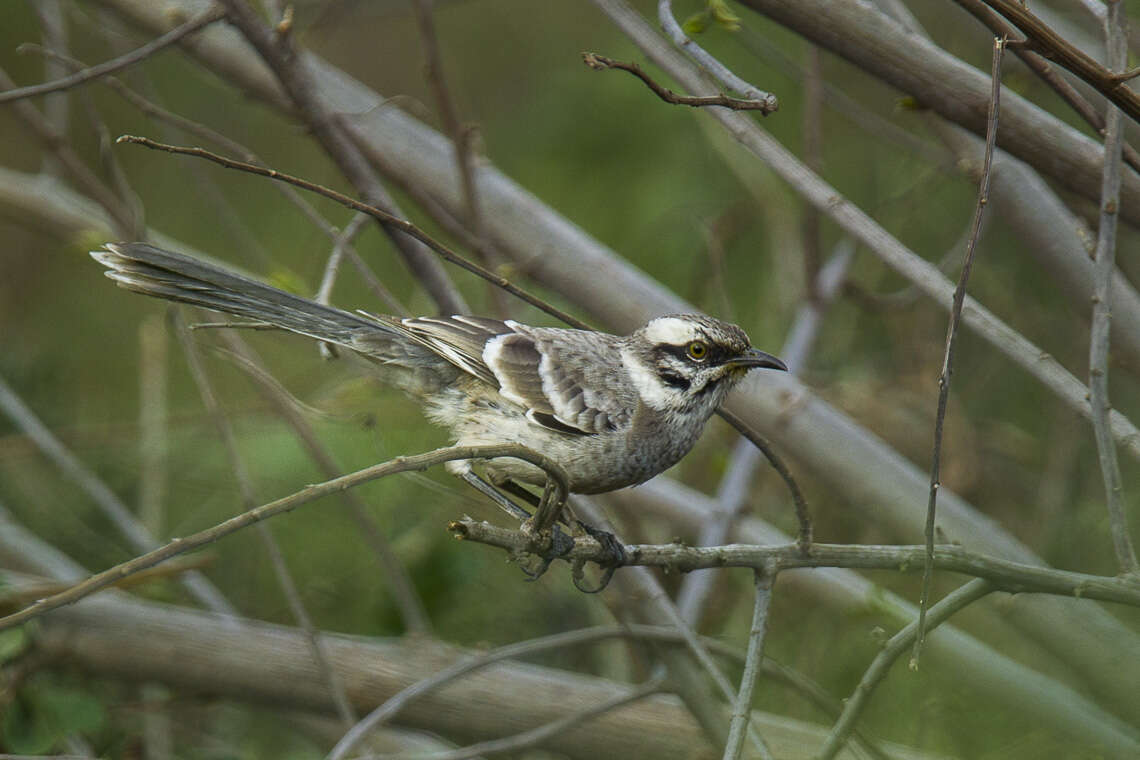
[216,0,468,315]
[951,0,1140,174]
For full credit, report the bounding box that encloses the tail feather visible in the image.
[92,243,391,349]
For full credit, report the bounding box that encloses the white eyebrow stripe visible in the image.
[643,317,699,346]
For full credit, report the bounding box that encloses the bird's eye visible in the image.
[686,341,708,361]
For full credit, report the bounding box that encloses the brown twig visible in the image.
[116,134,590,329]
[0,444,568,634]
[976,0,1140,126]
[582,52,778,112]
[951,0,1140,174]
[913,35,1005,668]
[1,6,225,105]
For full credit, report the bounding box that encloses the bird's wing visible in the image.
[387,317,631,436]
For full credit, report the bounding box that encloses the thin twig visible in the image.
[656,0,778,114]
[450,523,1140,607]
[330,627,675,759]
[0,372,234,616]
[172,310,358,727]
[717,407,812,551]
[0,6,225,104]
[117,135,590,330]
[316,211,370,357]
[913,35,1005,668]
[722,566,775,760]
[817,579,993,760]
[1089,0,1139,577]
[582,52,776,112]
[316,212,370,306]
[0,443,567,634]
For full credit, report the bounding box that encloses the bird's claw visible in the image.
[520,524,576,582]
[570,521,626,593]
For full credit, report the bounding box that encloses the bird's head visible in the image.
[621,314,787,415]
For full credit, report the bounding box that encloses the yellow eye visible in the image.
[686,341,708,361]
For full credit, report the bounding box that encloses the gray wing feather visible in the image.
[361,316,634,436]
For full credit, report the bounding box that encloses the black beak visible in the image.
[724,348,788,372]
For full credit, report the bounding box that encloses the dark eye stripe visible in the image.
[657,370,691,390]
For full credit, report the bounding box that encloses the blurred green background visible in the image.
[2,0,1140,757]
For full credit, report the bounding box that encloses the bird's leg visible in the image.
[570,520,627,593]
[459,472,573,579]
[459,471,532,521]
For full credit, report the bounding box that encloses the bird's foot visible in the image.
[570,521,626,593]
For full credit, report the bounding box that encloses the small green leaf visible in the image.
[709,0,741,31]
[682,11,709,36]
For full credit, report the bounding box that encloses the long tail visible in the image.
[92,242,395,349]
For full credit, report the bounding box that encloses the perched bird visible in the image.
[92,243,786,516]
